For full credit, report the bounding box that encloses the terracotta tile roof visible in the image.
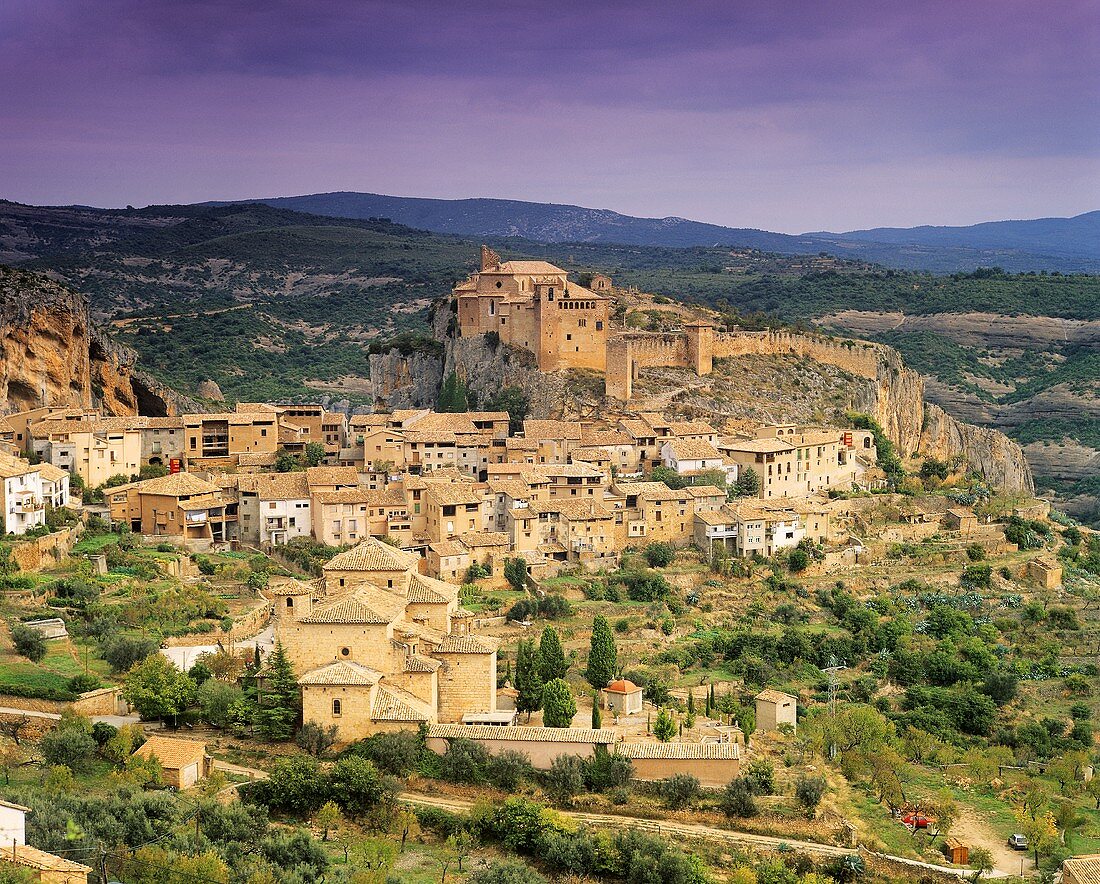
[237,452,277,466]
[264,577,316,596]
[349,414,389,428]
[497,260,567,275]
[300,594,394,625]
[505,437,538,450]
[605,679,641,694]
[0,417,13,434]
[248,472,310,500]
[616,741,740,760]
[390,409,430,425]
[425,483,485,506]
[719,436,792,454]
[684,485,725,498]
[522,420,582,441]
[137,472,220,497]
[5,843,92,874]
[436,633,499,654]
[637,485,684,502]
[406,412,480,434]
[427,723,618,744]
[460,531,509,547]
[372,683,433,721]
[1062,854,1100,884]
[429,540,467,558]
[305,466,359,487]
[132,735,206,770]
[315,488,405,506]
[541,463,605,479]
[570,446,612,461]
[408,574,458,604]
[580,428,633,446]
[665,439,722,461]
[465,411,510,423]
[298,660,383,685]
[755,689,797,704]
[487,479,532,499]
[612,481,669,497]
[404,429,458,444]
[667,420,717,436]
[404,654,442,673]
[619,418,658,439]
[0,458,38,479]
[323,538,420,572]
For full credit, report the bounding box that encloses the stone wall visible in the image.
[9,526,83,573]
[435,651,496,723]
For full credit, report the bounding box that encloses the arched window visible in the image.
[286,597,293,608]
[332,699,342,716]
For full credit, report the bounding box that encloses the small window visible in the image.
[495,281,502,289]
[340,647,350,657]
[332,699,342,716]
[286,597,293,608]
[596,321,603,331]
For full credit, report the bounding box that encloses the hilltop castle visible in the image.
[454,246,611,372]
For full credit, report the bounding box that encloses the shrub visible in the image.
[507,598,538,622]
[10,623,46,663]
[644,542,675,568]
[40,722,96,769]
[67,673,100,694]
[101,635,159,673]
[744,759,776,795]
[720,778,758,817]
[658,773,701,810]
[795,774,826,815]
[538,594,572,619]
[542,679,577,728]
[345,730,422,776]
[440,738,490,784]
[966,543,985,562]
[543,755,585,805]
[295,722,338,757]
[468,860,547,884]
[486,750,534,791]
[788,548,810,573]
[584,749,633,792]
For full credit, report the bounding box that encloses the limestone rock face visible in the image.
[196,378,225,401]
[0,266,193,416]
[368,349,445,409]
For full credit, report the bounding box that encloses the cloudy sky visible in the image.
[1,0,1097,231]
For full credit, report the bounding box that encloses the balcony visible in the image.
[14,496,44,513]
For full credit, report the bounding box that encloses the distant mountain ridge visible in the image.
[210,192,1100,273]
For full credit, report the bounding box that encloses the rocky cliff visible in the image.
[366,301,1034,493]
[0,266,193,416]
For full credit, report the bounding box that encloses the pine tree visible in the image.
[654,708,675,742]
[256,641,300,741]
[591,695,602,729]
[539,627,569,683]
[514,639,544,720]
[586,615,617,690]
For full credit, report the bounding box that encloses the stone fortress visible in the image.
[452,247,884,401]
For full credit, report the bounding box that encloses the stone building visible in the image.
[453,247,611,372]
[755,689,798,733]
[274,537,498,742]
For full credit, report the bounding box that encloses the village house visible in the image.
[0,800,92,883]
[182,411,283,469]
[235,472,312,546]
[106,472,233,544]
[454,246,611,372]
[0,458,45,535]
[694,501,804,559]
[718,425,876,500]
[30,416,142,487]
[660,437,732,481]
[131,736,212,789]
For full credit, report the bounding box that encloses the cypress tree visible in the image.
[585,615,617,690]
[538,626,569,683]
[542,679,577,728]
[687,690,695,714]
[514,639,544,720]
[256,641,300,741]
[654,708,675,742]
[591,694,602,729]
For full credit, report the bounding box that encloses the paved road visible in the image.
[398,791,1008,879]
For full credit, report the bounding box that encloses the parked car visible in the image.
[1007,833,1029,850]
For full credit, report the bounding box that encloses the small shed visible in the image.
[132,736,211,789]
[602,679,643,716]
[1026,556,1063,590]
[943,838,968,865]
[1,842,93,883]
[943,508,978,535]
[755,689,798,733]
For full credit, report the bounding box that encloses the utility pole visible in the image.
[99,843,109,884]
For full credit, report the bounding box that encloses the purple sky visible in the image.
[2,0,1097,232]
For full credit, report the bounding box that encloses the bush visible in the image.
[543,755,585,805]
[538,594,572,619]
[966,543,985,562]
[644,542,675,568]
[10,623,46,663]
[584,750,633,792]
[440,738,490,784]
[788,548,810,573]
[658,773,701,810]
[67,673,100,694]
[344,730,422,776]
[468,860,547,884]
[295,722,338,757]
[744,759,776,795]
[795,774,826,815]
[101,635,159,673]
[720,778,758,817]
[507,598,538,622]
[542,679,577,728]
[486,750,534,791]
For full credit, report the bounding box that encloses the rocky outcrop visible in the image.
[367,348,445,409]
[919,404,1033,491]
[0,266,194,416]
[196,378,225,401]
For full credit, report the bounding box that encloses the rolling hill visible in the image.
[212,192,1100,273]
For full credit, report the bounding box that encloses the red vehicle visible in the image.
[901,811,932,829]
